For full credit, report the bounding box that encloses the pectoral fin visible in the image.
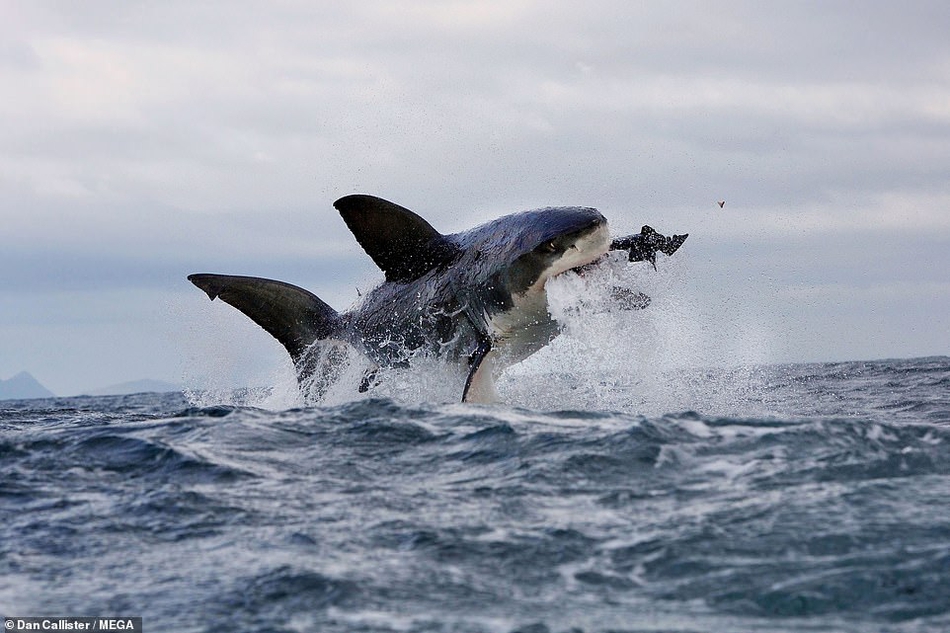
[462,338,498,403]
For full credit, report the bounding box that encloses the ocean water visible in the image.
[2,355,949,632]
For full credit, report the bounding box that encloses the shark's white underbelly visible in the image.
[488,287,559,366]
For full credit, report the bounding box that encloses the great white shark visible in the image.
[189,195,687,403]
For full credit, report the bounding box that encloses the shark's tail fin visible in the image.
[188,274,342,369]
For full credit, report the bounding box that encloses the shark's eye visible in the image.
[539,240,557,254]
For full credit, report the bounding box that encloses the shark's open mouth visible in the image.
[544,222,611,280]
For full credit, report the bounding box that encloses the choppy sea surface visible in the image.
[2,355,949,632]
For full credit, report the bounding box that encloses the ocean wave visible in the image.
[2,358,949,631]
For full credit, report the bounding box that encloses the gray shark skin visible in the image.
[189,194,687,403]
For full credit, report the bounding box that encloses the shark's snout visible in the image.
[545,219,611,279]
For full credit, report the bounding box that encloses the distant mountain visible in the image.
[0,372,56,400]
[86,379,182,396]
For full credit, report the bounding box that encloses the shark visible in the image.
[189,194,687,403]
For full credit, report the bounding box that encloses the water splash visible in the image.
[501,254,779,415]
[185,253,780,414]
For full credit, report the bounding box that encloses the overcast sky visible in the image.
[2,1,949,396]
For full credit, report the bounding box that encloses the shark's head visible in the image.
[457,206,610,298]
[499,206,610,295]
[449,206,611,378]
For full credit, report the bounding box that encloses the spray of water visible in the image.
[180,293,305,409]
[499,253,780,414]
[184,252,779,415]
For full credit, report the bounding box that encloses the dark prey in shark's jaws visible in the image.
[188,195,688,403]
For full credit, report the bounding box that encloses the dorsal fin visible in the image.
[334,194,459,283]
